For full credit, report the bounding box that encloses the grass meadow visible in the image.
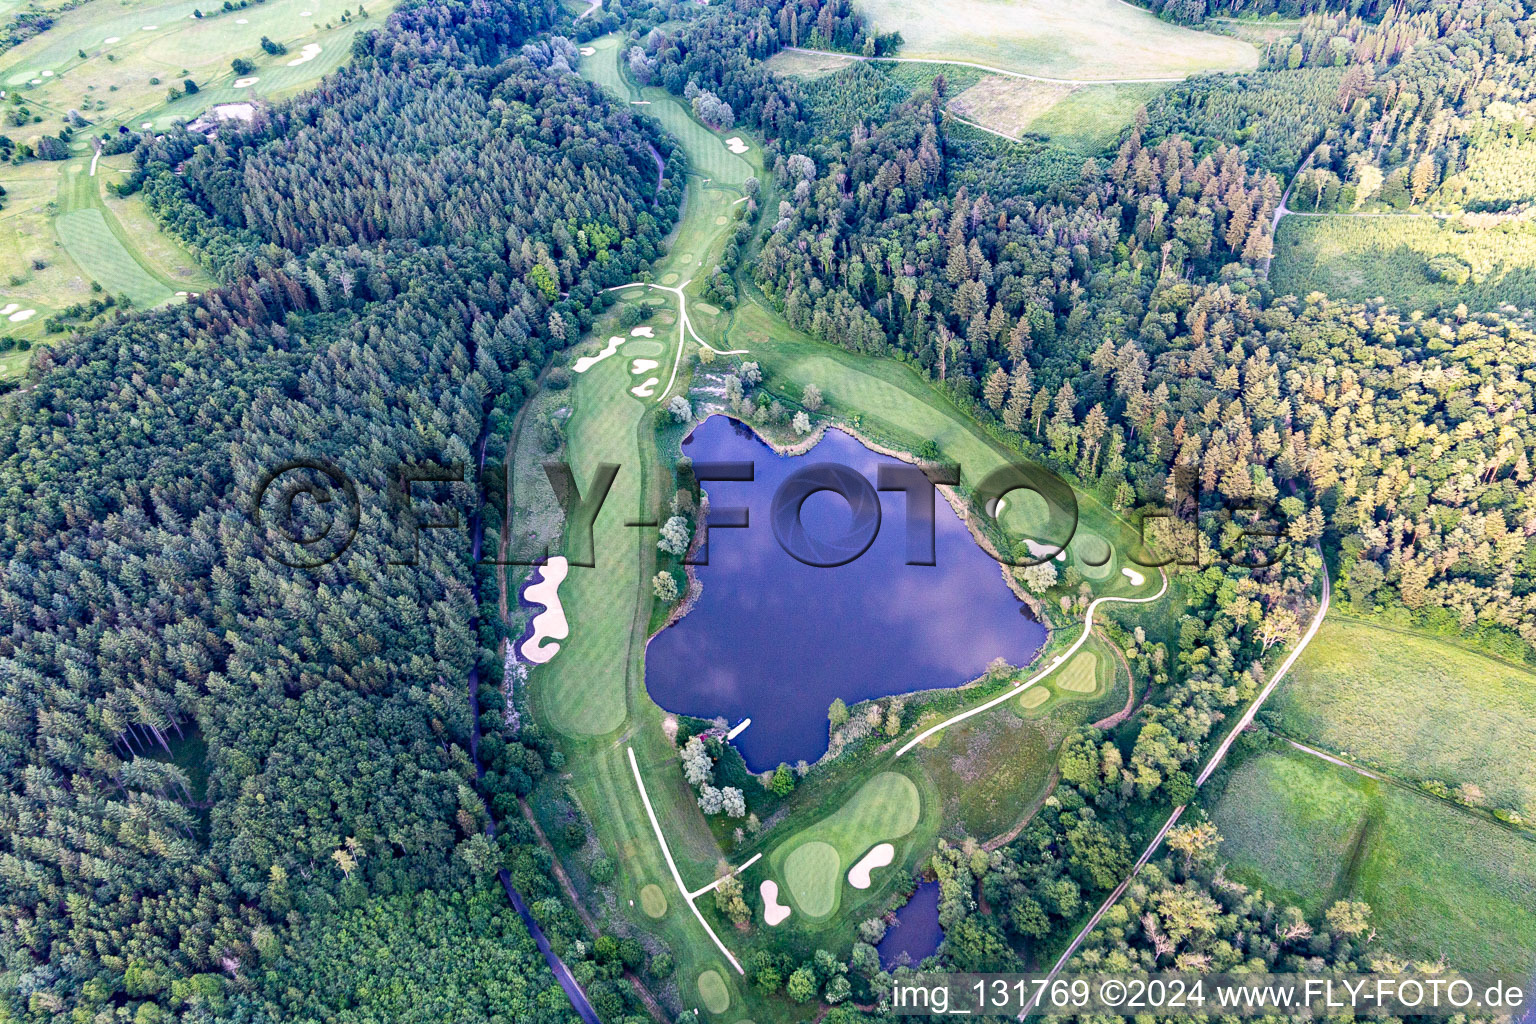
[1271,214,1536,311]
[1212,749,1536,971]
[853,0,1257,80]
[1264,617,1536,821]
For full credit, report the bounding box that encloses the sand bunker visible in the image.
[573,335,623,372]
[233,76,259,88]
[628,325,654,337]
[300,9,312,15]
[725,136,748,154]
[141,121,153,128]
[630,358,659,374]
[235,17,248,22]
[760,880,791,925]
[579,46,596,55]
[104,35,121,42]
[29,79,41,85]
[286,43,322,66]
[1122,567,1146,586]
[519,557,569,664]
[630,377,659,398]
[847,843,894,889]
[141,25,158,30]
[8,309,37,322]
[41,70,53,77]
[0,304,17,317]
[630,99,649,105]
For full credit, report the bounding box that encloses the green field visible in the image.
[854,0,1257,80]
[949,77,1165,152]
[770,771,922,920]
[1271,214,1536,311]
[1265,618,1536,820]
[1055,651,1098,694]
[1212,749,1536,971]
[696,969,731,1015]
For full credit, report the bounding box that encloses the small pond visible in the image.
[877,880,943,969]
[644,415,1045,770]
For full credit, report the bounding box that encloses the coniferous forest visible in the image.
[0,0,678,1019]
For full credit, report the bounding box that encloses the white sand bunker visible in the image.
[0,304,17,316]
[235,17,248,22]
[29,79,42,85]
[847,843,894,889]
[573,335,623,372]
[725,136,748,154]
[105,35,121,43]
[8,309,37,322]
[41,70,54,77]
[287,43,322,66]
[1122,567,1146,586]
[519,556,569,664]
[141,25,158,30]
[760,880,791,926]
[630,377,658,398]
[630,100,649,105]
[233,76,259,87]
[579,46,596,55]
[630,358,659,374]
[628,325,654,337]
[300,9,312,14]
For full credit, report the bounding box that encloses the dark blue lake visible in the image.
[644,416,1045,771]
[878,880,943,969]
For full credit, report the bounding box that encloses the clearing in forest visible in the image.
[948,77,1167,153]
[1266,618,1536,821]
[1270,214,1536,311]
[854,0,1257,80]
[1212,748,1536,971]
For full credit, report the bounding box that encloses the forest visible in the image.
[4,0,1535,1017]
[0,0,682,1020]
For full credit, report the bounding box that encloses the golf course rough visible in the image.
[775,771,921,919]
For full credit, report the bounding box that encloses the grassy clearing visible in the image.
[1265,618,1536,820]
[1026,82,1166,152]
[1212,749,1536,971]
[771,771,922,920]
[949,77,1072,136]
[854,0,1257,80]
[639,883,667,918]
[762,48,857,78]
[1271,214,1536,311]
[948,78,1163,154]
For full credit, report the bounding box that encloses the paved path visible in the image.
[627,745,747,974]
[1022,564,1330,1019]
[897,569,1169,756]
[606,281,748,405]
[782,46,1189,86]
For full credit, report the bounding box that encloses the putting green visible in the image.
[697,969,731,1014]
[775,771,922,919]
[625,340,664,357]
[714,215,728,224]
[783,841,839,917]
[1018,686,1051,709]
[1074,532,1115,579]
[1057,650,1099,694]
[694,301,720,315]
[660,272,680,285]
[639,883,667,918]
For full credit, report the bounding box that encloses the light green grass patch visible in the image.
[639,883,667,918]
[1271,214,1536,312]
[1017,686,1051,710]
[1056,651,1099,694]
[1073,532,1114,580]
[949,76,1073,138]
[1269,618,1536,819]
[782,841,840,918]
[54,209,171,309]
[763,48,858,78]
[1027,82,1167,153]
[625,340,665,357]
[855,0,1256,80]
[1212,749,1536,970]
[697,969,731,1014]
